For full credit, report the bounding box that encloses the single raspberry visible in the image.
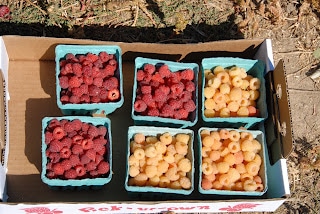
[47,119,61,130]
[85,149,96,161]
[91,66,101,78]
[158,85,170,95]
[66,53,78,62]
[156,101,165,109]
[169,72,181,84]
[60,95,69,103]
[147,108,160,116]
[64,169,78,179]
[136,70,145,81]
[60,147,72,159]
[97,146,106,156]
[149,80,160,88]
[68,76,82,88]
[77,54,87,63]
[108,58,117,66]
[102,64,116,77]
[88,125,100,138]
[82,59,93,67]
[72,87,85,97]
[93,59,103,69]
[170,82,185,96]
[72,144,83,155]
[82,139,94,150]
[72,63,83,76]
[160,104,174,118]
[180,69,194,80]
[143,64,156,74]
[48,140,63,152]
[53,163,64,176]
[44,131,54,145]
[63,63,73,74]
[86,53,99,62]
[82,122,90,132]
[158,65,170,77]
[0,5,10,18]
[86,161,97,171]
[60,137,72,148]
[46,171,56,179]
[72,135,84,145]
[88,85,100,97]
[82,66,93,77]
[99,90,108,102]
[168,99,183,110]
[89,170,99,177]
[80,154,91,165]
[98,126,107,136]
[93,137,107,145]
[95,155,104,165]
[184,80,196,92]
[183,100,196,112]
[140,85,152,94]
[46,162,53,170]
[143,73,152,83]
[68,130,78,138]
[75,165,86,177]
[48,152,61,163]
[151,73,165,84]
[107,88,120,101]
[103,77,119,90]
[141,94,156,108]
[179,91,192,102]
[134,100,147,113]
[60,159,72,171]
[71,119,82,131]
[153,89,167,102]
[174,108,189,120]
[93,77,103,87]
[80,94,90,103]
[92,143,105,153]
[59,76,69,89]
[69,154,81,166]
[97,161,110,175]
[69,95,81,104]
[99,51,110,62]
[91,96,101,103]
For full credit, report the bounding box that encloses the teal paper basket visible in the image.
[198,127,268,196]
[132,57,199,128]
[41,116,112,190]
[125,126,195,196]
[55,44,124,115]
[201,57,267,128]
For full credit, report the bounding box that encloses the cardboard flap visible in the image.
[265,60,293,164]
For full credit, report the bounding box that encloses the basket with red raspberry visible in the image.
[132,57,199,128]
[41,116,112,189]
[55,45,123,115]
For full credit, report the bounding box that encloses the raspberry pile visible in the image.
[59,52,120,104]
[133,63,196,121]
[44,118,110,180]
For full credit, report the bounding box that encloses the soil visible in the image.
[0,0,320,213]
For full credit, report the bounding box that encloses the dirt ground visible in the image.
[0,0,320,213]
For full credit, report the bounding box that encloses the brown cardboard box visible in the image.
[0,36,292,213]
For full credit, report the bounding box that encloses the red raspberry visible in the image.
[100,90,108,102]
[140,85,152,94]
[153,88,167,102]
[82,139,94,150]
[82,65,93,77]
[86,161,97,171]
[91,66,101,78]
[97,146,106,156]
[179,91,192,102]
[82,60,93,67]
[143,64,156,74]
[44,131,54,145]
[72,63,82,76]
[47,119,61,130]
[95,155,104,165]
[160,104,174,118]
[60,159,72,171]
[63,63,73,74]
[53,163,64,175]
[64,169,77,179]
[174,108,189,120]
[136,70,145,81]
[68,76,82,88]
[93,77,103,87]
[156,101,165,109]
[80,154,91,165]
[80,94,90,103]
[85,149,96,161]
[78,54,86,63]
[72,87,85,97]
[71,119,82,131]
[69,154,81,166]
[75,165,86,177]
[72,135,84,145]
[46,162,53,170]
[108,58,117,66]
[60,147,71,159]
[66,53,78,62]
[184,80,196,92]
[97,161,110,175]
[169,72,181,83]
[180,69,194,80]
[93,137,107,145]
[48,152,61,163]
[0,6,10,19]
[59,76,69,89]
[69,95,81,104]
[86,53,99,62]
[102,65,116,77]
[141,94,156,108]
[99,51,110,62]
[82,122,90,132]
[158,85,170,95]
[103,77,119,90]
[60,137,72,148]
[150,80,160,88]
[60,95,69,103]
[88,125,100,138]
[107,88,120,101]
[170,82,184,96]
[88,85,100,97]
[91,96,101,103]
[92,143,105,153]
[71,144,83,155]
[97,126,107,136]
[94,59,103,69]
[151,73,164,83]
[147,108,160,116]
[183,100,196,112]
[68,130,78,138]
[90,170,99,177]
[46,170,56,179]
[48,140,63,152]
[168,99,183,110]
[158,65,170,77]
[134,100,147,113]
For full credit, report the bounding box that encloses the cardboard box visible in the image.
[0,36,293,213]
